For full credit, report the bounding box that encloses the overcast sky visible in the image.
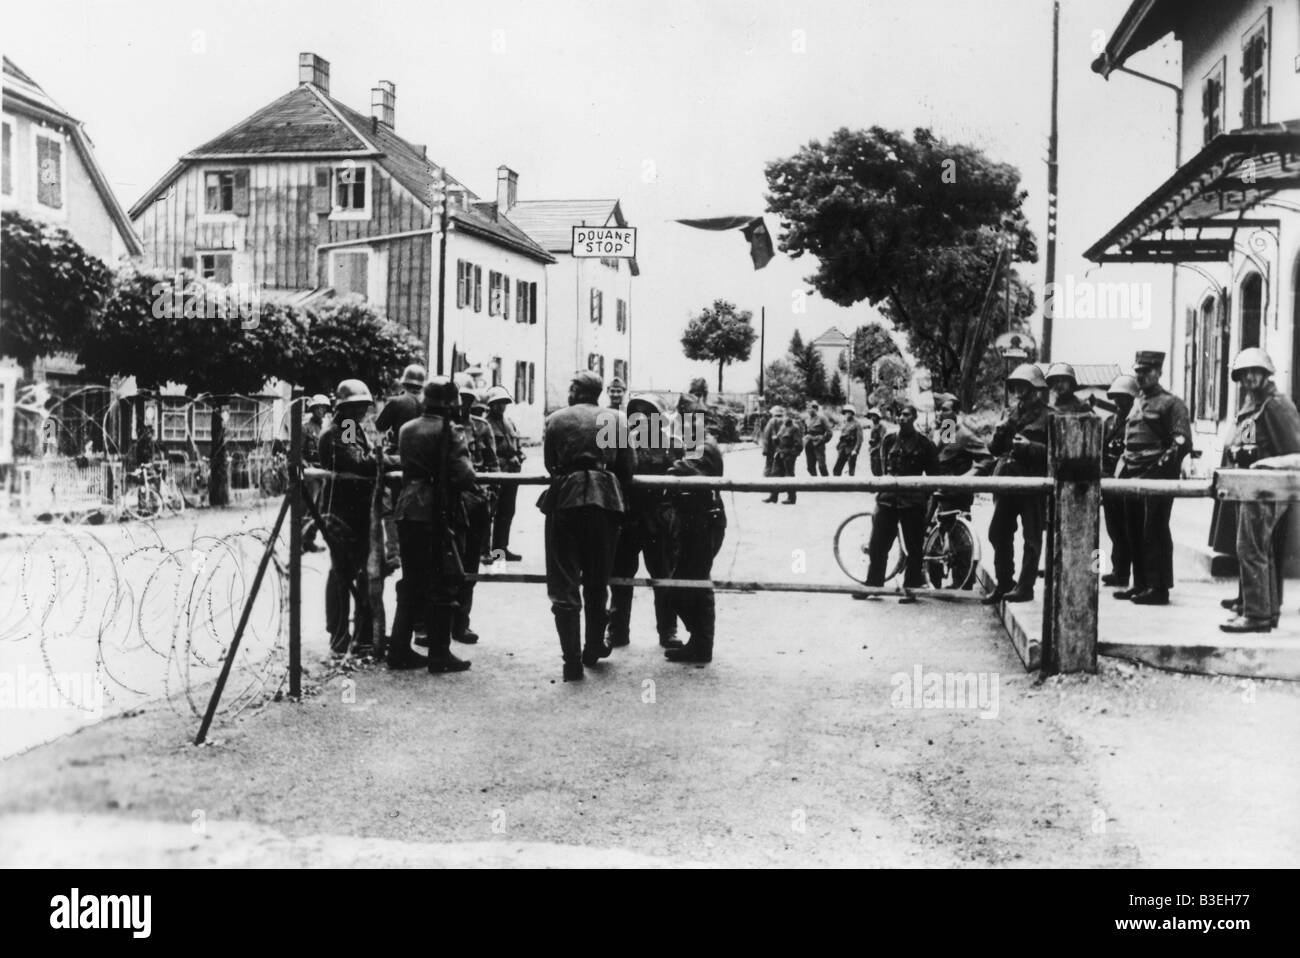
[5,0,1181,390]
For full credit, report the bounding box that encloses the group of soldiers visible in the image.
[305,368,727,681]
[759,402,875,504]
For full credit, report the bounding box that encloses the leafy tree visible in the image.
[293,296,423,397]
[1,210,112,367]
[828,371,845,407]
[793,342,827,400]
[760,358,806,410]
[680,299,758,393]
[766,126,1037,409]
[847,323,901,394]
[688,377,709,401]
[868,354,913,415]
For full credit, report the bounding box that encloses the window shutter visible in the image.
[313,166,332,213]
[504,277,511,321]
[529,283,537,325]
[473,266,482,312]
[232,168,250,215]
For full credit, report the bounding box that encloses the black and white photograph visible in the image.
[0,0,1296,911]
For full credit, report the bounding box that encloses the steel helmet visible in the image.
[1107,374,1139,398]
[307,394,332,409]
[485,385,514,405]
[1231,347,1276,381]
[867,408,882,419]
[422,376,459,410]
[1045,362,1077,387]
[842,405,856,414]
[400,364,427,388]
[335,379,373,405]
[1007,363,1047,390]
[768,405,785,417]
[454,374,478,401]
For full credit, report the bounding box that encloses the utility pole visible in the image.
[1042,0,1060,363]
[758,306,766,395]
[431,169,449,375]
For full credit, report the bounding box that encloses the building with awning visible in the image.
[1086,1,1300,453]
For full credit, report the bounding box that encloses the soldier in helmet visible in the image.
[540,370,635,681]
[375,364,427,573]
[452,378,499,644]
[318,379,393,655]
[1101,374,1139,588]
[1045,363,1091,415]
[607,376,626,411]
[485,385,526,561]
[387,377,476,671]
[1114,350,1191,606]
[833,404,864,476]
[760,405,785,498]
[770,406,803,504]
[300,394,332,553]
[1217,349,1300,632]
[981,362,1049,604]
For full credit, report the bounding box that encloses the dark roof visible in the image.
[1091,0,1182,78]
[509,199,639,274]
[189,85,372,155]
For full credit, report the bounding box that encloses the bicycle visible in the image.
[834,504,980,590]
[122,461,187,521]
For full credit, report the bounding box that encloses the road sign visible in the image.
[571,226,637,258]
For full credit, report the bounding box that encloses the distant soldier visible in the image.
[1101,374,1139,588]
[981,363,1049,605]
[607,376,626,410]
[760,405,785,494]
[540,371,635,681]
[1218,349,1300,633]
[663,414,726,664]
[864,403,938,598]
[608,393,682,649]
[833,405,864,476]
[386,377,475,672]
[1046,363,1091,415]
[866,408,885,476]
[804,401,831,476]
[1114,350,1191,606]
[452,378,499,644]
[770,407,804,504]
[486,385,525,562]
[319,379,393,655]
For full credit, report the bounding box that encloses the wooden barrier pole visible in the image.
[1042,414,1102,675]
[288,388,303,700]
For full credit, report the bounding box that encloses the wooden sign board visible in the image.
[572,226,637,258]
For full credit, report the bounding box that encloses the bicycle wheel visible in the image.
[125,485,162,521]
[922,518,977,590]
[833,511,905,586]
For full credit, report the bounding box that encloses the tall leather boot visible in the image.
[427,605,470,673]
[653,590,682,648]
[665,594,712,663]
[453,585,479,644]
[582,603,613,667]
[386,585,428,670]
[606,591,632,647]
[555,609,584,681]
[1003,542,1041,603]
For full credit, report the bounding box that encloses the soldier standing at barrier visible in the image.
[387,377,475,671]
[663,420,726,664]
[771,406,803,504]
[608,393,682,649]
[319,379,391,655]
[486,386,525,562]
[833,405,863,476]
[452,378,499,644]
[1114,350,1191,606]
[1101,375,1138,588]
[864,403,938,600]
[300,394,331,553]
[981,363,1049,605]
[1046,363,1091,415]
[760,405,785,498]
[539,371,635,682]
[867,409,885,476]
[375,365,427,574]
[804,401,831,476]
[1217,349,1300,633]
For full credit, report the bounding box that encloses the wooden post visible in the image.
[1041,414,1102,675]
[288,388,303,699]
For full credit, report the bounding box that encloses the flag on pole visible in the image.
[674,215,775,270]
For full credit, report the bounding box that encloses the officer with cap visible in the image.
[539,370,635,681]
[866,409,885,476]
[760,405,785,496]
[486,385,525,561]
[1115,350,1191,606]
[834,405,864,476]
[1101,374,1139,588]
[452,378,499,644]
[318,378,392,654]
[1046,363,1091,415]
[608,393,682,649]
[387,377,476,671]
[1217,349,1300,632]
[981,362,1049,604]
[663,406,726,664]
[607,376,626,410]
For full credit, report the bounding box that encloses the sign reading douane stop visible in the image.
[571,226,637,258]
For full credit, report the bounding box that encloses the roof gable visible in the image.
[188,85,373,156]
[812,327,850,346]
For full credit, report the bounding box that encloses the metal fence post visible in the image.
[1042,414,1102,675]
[289,387,303,699]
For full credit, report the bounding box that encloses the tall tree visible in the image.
[760,358,806,410]
[292,297,423,397]
[794,343,827,400]
[681,299,758,393]
[828,370,845,407]
[766,126,1037,409]
[846,323,902,394]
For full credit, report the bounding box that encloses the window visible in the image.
[206,171,235,213]
[160,401,189,442]
[590,288,603,324]
[192,401,213,441]
[488,272,501,315]
[500,275,511,320]
[334,163,368,213]
[515,280,537,324]
[457,260,469,308]
[34,130,64,210]
[227,399,259,442]
[200,252,234,284]
[613,358,627,386]
[514,361,528,404]
[1241,272,1263,351]
[473,266,483,312]
[616,298,627,333]
[1,119,11,196]
[490,357,502,387]
[330,250,369,298]
[528,362,535,404]
[1241,13,1269,129]
[587,353,605,380]
[1202,58,1225,145]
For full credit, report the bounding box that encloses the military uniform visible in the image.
[1120,382,1191,597]
[489,410,524,556]
[986,395,1049,599]
[868,420,885,476]
[833,417,864,476]
[932,419,991,516]
[1101,408,1131,585]
[448,403,500,643]
[541,380,636,676]
[663,438,726,663]
[804,409,831,476]
[867,425,938,587]
[771,415,804,503]
[375,389,423,569]
[760,413,782,479]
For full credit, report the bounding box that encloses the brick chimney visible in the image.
[370,80,395,129]
[496,166,518,212]
[298,52,330,93]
